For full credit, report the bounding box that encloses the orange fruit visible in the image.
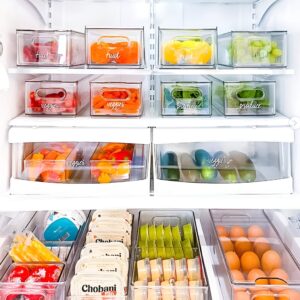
[248,225,265,239]
[220,237,234,252]
[241,251,261,273]
[225,251,241,270]
[231,270,245,282]
[216,225,228,237]
[230,226,246,240]
[254,238,271,259]
[261,250,282,275]
[235,237,253,257]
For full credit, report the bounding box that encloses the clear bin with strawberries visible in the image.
[25,80,84,115]
[17,30,85,67]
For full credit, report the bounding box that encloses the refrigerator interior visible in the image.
[0,0,300,202]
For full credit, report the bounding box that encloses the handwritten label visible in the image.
[239,101,262,111]
[176,101,203,110]
[41,103,60,110]
[106,52,120,60]
[71,160,85,168]
[107,102,125,110]
[210,157,233,168]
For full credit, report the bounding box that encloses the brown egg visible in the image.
[252,290,275,300]
[254,237,271,258]
[248,268,268,285]
[216,225,228,237]
[220,236,234,252]
[269,268,289,292]
[230,226,246,240]
[231,270,246,282]
[261,250,282,275]
[241,251,261,273]
[226,251,241,270]
[234,291,251,300]
[248,225,265,239]
[278,289,300,300]
[235,237,253,257]
[231,270,246,292]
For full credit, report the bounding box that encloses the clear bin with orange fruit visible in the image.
[86,28,145,68]
[209,209,300,300]
[159,28,217,68]
[90,82,143,116]
[90,143,148,184]
[23,142,80,183]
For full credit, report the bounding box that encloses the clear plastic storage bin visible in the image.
[159,28,217,68]
[131,210,209,300]
[218,31,287,68]
[90,143,148,184]
[25,80,85,116]
[156,142,291,184]
[86,28,144,68]
[161,81,212,116]
[209,209,300,300]
[90,82,143,116]
[21,142,80,183]
[212,78,276,116]
[17,30,85,67]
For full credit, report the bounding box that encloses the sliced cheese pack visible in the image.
[92,210,132,224]
[71,273,124,297]
[80,242,129,261]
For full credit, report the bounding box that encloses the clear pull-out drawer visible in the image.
[86,28,145,68]
[212,78,276,116]
[209,209,300,300]
[159,28,217,69]
[218,31,287,68]
[17,30,85,67]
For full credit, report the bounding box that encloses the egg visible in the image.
[269,268,288,292]
[230,226,246,240]
[235,237,253,257]
[261,250,282,275]
[231,270,246,282]
[226,251,241,270]
[234,291,251,300]
[248,225,265,239]
[216,225,228,237]
[248,268,268,285]
[254,237,271,258]
[278,289,300,300]
[241,251,261,273]
[252,289,275,300]
[231,270,246,292]
[220,236,234,252]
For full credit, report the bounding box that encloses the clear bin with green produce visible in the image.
[156,142,291,184]
[161,81,212,116]
[130,210,209,300]
[218,31,287,68]
[212,78,276,116]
